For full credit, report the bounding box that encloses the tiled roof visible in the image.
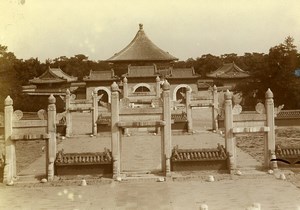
[122,65,158,78]
[206,62,250,79]
[83,70,119,81]
[55,149,112,165]
[29,67,78,84]
[171,144,227,161]
[158,68,171,77]
[166,67,200,79]
[107,24,178,62]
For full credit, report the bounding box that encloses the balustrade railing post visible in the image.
[3,96,15,184]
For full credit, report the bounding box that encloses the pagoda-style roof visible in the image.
[83,70,119,81]
[206,62,250,79]
[166,67,200,79]
[122,65,158,78]
[107,24,178,63]
[29,67,78,84]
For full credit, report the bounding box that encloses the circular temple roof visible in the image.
[107,24,178,63]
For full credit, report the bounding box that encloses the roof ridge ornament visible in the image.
[139,23,143,30]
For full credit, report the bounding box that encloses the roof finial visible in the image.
[139,23,143,30]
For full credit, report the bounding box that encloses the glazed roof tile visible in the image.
[206,62,250,79]
[107,24,178,62]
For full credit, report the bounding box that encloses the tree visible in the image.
[265,36,300,108]
[0,45,19,110]
[237,36,300,109]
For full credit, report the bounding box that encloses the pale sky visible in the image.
[1,0,300,62]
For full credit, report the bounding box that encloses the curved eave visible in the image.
[206,75,251,79]
[83,78,119,82]
[29,79,67,84]
[166,76,200,79]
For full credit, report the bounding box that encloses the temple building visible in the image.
[104,24,201,103]
[22,67,78,96]
[83,69,119,103]
[206,62,250,89]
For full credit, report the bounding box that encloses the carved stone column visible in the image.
[111,82,121,179]
[123,77,128,98]
[47,94,57,181]
[185,86,193,133]
[3,96,14,184]
[92,90,98,135]
[162,80,172,176]
[212,85,218,131]
[65,89,72,137]
[224,90,236,172]
[265,89,277,169]
[156,76,161,98]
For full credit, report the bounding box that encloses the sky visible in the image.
[1,0,300,62]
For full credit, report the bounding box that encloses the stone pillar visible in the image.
[199,204,209,210]
[65,89,72,137]
[111,82,121,179]
[156,76,161,98]
[3,96,15,184]
[162,80,172,176]
[47,94,57,181]
[185,86,193,133]
[123,77,128,98]
[212,85,218,131]
[265,88,277,169]
[224,90,236,172]
[92,90,98,135]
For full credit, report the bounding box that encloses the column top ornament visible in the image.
[5,95,13,106]
[162,80,170,90]
[156,76,160,82]
[111,82,119,92]
[48,94,56,104]
[224,89,232,100]
[265,88,273,99]
[123,77,128,83]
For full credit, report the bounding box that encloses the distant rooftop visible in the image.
[122,65,200,79]
[83,70,119,81]
[107,24,178,63]
[29,67,78,84]
[122,65,158,78]
[166,67,200,79]
[206,62,250,79]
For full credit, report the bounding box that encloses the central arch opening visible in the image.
[97,89,109,105]
[176,87,186,104]
[134,86,150,93]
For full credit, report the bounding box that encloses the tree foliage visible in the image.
[0,36,299,111]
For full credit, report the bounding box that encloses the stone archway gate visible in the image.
[2,95,58,184]
[223,89,277,173]
[110,81,172,179]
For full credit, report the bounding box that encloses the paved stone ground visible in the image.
[1,177,300,209]
[1,110,300,209]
